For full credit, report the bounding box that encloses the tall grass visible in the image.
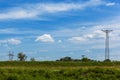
[0,61,120,80]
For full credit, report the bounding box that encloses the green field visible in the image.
[1,61,120,80]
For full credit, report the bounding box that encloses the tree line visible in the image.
[10,52,110,62]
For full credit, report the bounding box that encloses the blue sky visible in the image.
[0,0,120,61]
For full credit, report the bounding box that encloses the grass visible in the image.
[0,61,120,80]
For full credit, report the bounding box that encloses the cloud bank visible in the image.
[0,0,114,20]
[0,38,21,45]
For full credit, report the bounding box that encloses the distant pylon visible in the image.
[8,51,14,61]
[102,30,112,60]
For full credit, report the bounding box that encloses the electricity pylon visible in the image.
[102,30,112,60]
[8,51,14,61]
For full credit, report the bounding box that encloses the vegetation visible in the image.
[0,61,120,80]
[30,58,35,61]
[17,52,27,61]
[0,67,120,80]
[104,59,111,62]
[1,54,120,80]
[57,56,95,62]
[58,56,73,61]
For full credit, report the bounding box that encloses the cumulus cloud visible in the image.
[0,0,111,20]
[0,38,21,45]
[35,34,54,43]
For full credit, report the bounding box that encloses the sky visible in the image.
[0,0,120,61]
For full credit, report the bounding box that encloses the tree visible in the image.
[81,57,91,62]
[30,58,35,61]
[60,56,73,61]
[104,59,111,62]
[17,52,27,61]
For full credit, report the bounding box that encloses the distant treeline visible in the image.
[56,56,111,62]
[9,52,112,62]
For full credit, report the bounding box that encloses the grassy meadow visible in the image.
[0,61,120,80]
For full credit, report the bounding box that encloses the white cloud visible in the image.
[69,36,86,43]
[84,30,105,39]
[106,2,116,6]
[7,38,21,45]
[0,9,37,19]
[83,0,104,7]
[0,0,109,20]
[50,19,119,50]
[58,40,62,43]
[84,49,91,53]
[40,3,82,13]
[85,24,120,48]
[84,34,95,39]
[35,34,54,43]
[67,29,105,44]
[0,38,21,45]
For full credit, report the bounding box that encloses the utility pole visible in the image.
[102,30,112,60]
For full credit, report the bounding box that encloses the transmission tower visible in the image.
[8,51,14,61]
[102,30,112,60]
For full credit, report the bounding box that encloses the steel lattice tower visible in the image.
[102,30,112,60]
[8,51,14,61]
